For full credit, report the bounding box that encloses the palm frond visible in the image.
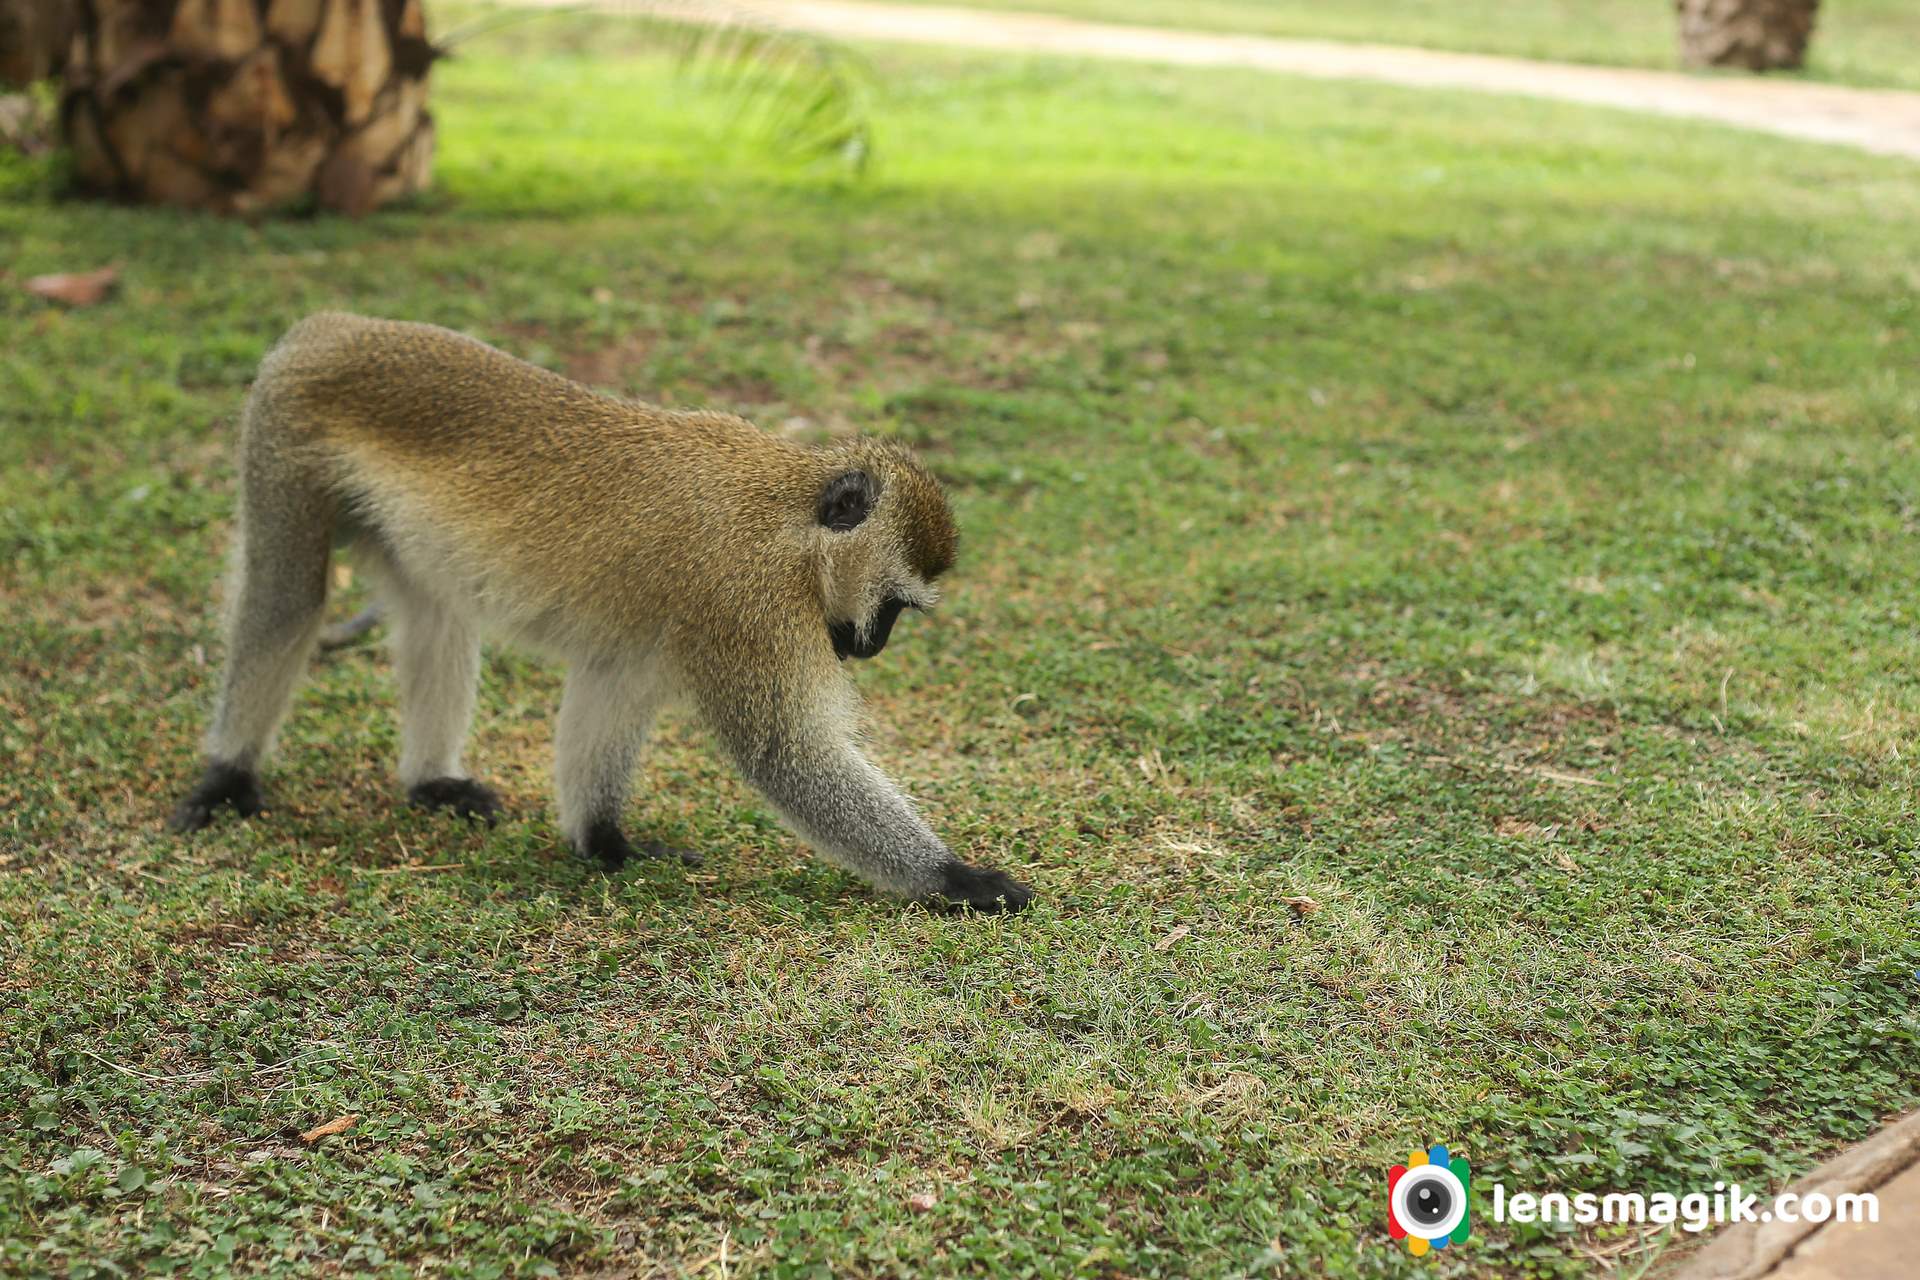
[440,2,873,171]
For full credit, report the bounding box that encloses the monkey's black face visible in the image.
[831,596,909,660]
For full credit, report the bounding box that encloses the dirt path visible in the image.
[529,0,1920,162]
[1671,1108,1919,1280]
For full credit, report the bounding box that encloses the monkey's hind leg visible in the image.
[170,479,335,832]
[555,661,699,870]
[382,573,500,825]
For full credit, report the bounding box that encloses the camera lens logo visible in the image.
[1387,1144,1471,1256]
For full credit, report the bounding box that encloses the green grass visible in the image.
[4,15,1920,1279]
[889,0,1920,91]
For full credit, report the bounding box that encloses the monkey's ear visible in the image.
[818,470,877,532]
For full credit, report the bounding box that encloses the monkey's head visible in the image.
[815,441,957,661]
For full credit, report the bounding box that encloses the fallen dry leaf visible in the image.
[24,265,119,307]
[1280,895,1320,915]
[907,1191,937,1214]
[299,1114,359,1144]
[1153,925,1191,952]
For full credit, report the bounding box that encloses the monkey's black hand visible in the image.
[408,777,503,826]
[578,820,702,871]
[933,861,1034,914]
[168,762,265,833]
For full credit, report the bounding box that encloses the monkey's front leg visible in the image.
[720,719,1032,913]
[555,661,699,869]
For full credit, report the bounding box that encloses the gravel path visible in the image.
[536,0,1920,162]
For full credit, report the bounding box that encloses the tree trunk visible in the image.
[1676,0,1820,71]
[46,0,436,215]
[0,0,73,85]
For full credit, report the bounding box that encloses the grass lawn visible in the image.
[889,0,1920,91]
[4,12,1920,1279]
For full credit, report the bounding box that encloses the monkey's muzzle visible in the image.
[830,597,908,660]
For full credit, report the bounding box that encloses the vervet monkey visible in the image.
[168,314,1033,913]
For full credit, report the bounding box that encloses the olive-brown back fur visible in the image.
[250,313,954,677]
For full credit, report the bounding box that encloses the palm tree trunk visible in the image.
[1676,0,1821,71]
[0,0,72,85]
[48,0,436,215]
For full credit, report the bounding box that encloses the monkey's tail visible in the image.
[318,604,383,650]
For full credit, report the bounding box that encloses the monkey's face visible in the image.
[829,596,909,661]
[817,452,955,661]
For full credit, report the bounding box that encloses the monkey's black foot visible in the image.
[577,821,701,871]
[168,762,264,833]
[407,777,502,826]
[933,861,1034,914]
